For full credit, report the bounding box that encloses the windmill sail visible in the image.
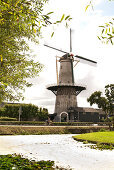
[75,55,97,64]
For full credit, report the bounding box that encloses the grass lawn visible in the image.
[73,131,114,145]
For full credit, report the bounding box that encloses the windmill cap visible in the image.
[69,53,74,56]
[61,53,74,59]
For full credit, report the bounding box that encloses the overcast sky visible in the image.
[22,0,114,113]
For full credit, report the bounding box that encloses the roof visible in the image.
[68,107,105,115]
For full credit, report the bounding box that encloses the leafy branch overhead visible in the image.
[85,0,114,45]
[51,14,72,37]
[98,19,114,45]
[0,0,71,102]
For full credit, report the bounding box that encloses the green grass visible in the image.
[73,131,114,145]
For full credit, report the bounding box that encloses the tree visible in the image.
[0,0,71,103]
[87,84,114,116]
[87,84,114,129]
[37,107,48,121]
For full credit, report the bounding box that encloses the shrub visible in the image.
[99,128,108,132]
[37,108,48,121]
[0,104,48,121]
[0,117,17,121]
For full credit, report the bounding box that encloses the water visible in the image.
[0,134,114,170]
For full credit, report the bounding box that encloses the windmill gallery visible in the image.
[44,30,106,122]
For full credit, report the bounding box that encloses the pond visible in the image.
[0,134,114,170]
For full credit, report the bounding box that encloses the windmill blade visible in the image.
[75,55,97,64]
[70,28,72,52]
[44,44,67,54]
[56,56,59,85]
[71,59,74,84]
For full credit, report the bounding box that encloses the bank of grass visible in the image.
[0,126,70,135]
[73,131,114,149]
[0,126,110,135]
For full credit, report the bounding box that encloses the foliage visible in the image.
[37,107,48,121]
[99,128,108,132]
[105,84,114,114]
[86,0,114,45]
[98,19,114,45]
[0,103,48,121]
[87,84,114,117]
[85,0,93,11]
[0,116,17,121]
[0,0,45,102]
[89,143,114,150]
[0,0,71,103]
[0,154,55,169]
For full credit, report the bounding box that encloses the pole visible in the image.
[19,106,22,121]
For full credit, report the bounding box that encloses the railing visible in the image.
[46,83,87,88]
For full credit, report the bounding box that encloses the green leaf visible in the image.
[65,15,70,20]
[68,17,72,21]
[51,32,54,37]
[109,27,110,32]
[61,14,65,22]
[99,26,105,28]
[15,0,21,7]
[102,29,104,34]
[47,12,54,15]
[56,21,61,23]
[0,54,3,66]
[85,5,90,12]
[105,28,108,34]
[97,36,101,40]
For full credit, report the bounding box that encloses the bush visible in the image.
[99,128,108,132]
[0,121,45,125]
[0,104,48,121]
[37,108,48,121]
[0,117,17,121]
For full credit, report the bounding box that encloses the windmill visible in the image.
[45,29,97,122]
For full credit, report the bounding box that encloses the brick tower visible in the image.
[47,53,86,122]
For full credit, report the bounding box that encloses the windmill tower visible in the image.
[45,29,97,122]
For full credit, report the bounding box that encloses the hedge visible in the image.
[0,121,45,125]
[0,121,112,126]
[0,117,17,121]
[0,103,48,121]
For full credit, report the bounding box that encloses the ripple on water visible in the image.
[0,134,114,170]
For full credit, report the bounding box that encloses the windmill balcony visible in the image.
[46,83,86,96]
[46,83,87,89]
